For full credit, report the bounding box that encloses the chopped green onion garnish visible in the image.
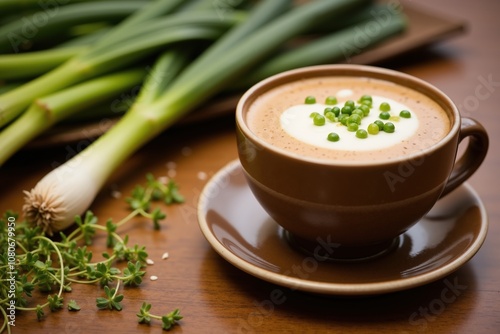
[348,114,362,125]
[331,106,340,117]
[347,123,358,132]
[359,94,372,102]
[374,120,384,130]
[400,110,411,118]
[327,132,340,142]
[305,96,316,104]
[344,100,355,109]
[313,114,325,126]
[359,105,370,116]
[325,96,337,105]
[360,100,372,107]
[379,111,390,120]
[367,123,380,135]
[341,105,352,115]
[325,111,336,122]
[351,109,364,118]
[383,122,395,133]
[379,102,391,111]
[356,129,368,139]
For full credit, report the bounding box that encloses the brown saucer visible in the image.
[197,160,488,296]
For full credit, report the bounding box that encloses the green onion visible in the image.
[359,104,370,116]
[367,123,380,135]
[327,132,340,142]
[400,110,411,118]
[331,106,341,117]
[236,6,406,87]
[383,122,395,133]
[348,114,362,125]
[325,96,337,105]
[341,105,353,115]
[374,120,385,130]
[344,100,355,109]
[305,96,317,104]
[351,109,364,118]
[0,8,243,127]
[360,99,372,107]
[358,94,372,103]
[19,0,399,232]
[0,46,86,80]
[356,129,368,139]
[325,112,336,122]
[379,102,391,111]
[347,123,359,132]
[313,114,326,126]
[0,69,146,164]
[339,114,349,125]
[21,0,374,231]
[0,1,149,52]
[379,111,391,120]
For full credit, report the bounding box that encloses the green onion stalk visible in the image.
[22,0,372,234]
[0,12,243,160]
[0,46,87,80]
[0,1,149,52]
[238,4,407,87]
[0,69,146,166]
[0,0,210,127]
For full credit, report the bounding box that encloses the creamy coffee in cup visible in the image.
[246,76,450,162]
[236,65,488,261]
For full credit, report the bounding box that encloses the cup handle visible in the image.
[440,117,489,198]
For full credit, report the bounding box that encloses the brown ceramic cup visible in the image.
[235,64,489,261]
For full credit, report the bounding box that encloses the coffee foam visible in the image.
[247,76,450,162]
[280,95,419,151]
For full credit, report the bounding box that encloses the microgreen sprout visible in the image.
[68,300,81,311]
[96,284,124,311]
[137,302,183,331]
[0,174,184,332]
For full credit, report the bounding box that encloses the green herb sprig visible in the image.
[0,174,183,333]
[137,302,183,331]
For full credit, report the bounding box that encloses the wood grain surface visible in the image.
[1,0,499,333]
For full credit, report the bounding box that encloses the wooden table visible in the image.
[1,0,499,333]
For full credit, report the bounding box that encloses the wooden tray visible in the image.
[27,3,465,148]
